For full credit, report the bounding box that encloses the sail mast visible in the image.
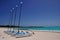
[18,1,23,33]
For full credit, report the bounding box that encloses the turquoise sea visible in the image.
[19,26,60,30]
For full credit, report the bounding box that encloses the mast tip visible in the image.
[20,1,23,4]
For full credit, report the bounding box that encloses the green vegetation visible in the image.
[0,25,44,28]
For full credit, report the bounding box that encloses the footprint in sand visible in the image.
[2,37,5,39]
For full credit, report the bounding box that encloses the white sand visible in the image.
[0,28,60,40]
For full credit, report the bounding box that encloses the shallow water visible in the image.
[19,26,60,30]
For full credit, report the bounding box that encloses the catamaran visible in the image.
[4,0,34,38]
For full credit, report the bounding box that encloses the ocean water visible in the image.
[29,27,60,30]
[19,26,60,30]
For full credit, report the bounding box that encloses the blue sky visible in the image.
[0,0,60,26]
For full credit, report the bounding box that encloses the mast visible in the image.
[8,9,13,31]
[13,5,18,27]
[10,8,14,31]
[13,5,18,32]
[18,1,23,33]
[8,10,12,31]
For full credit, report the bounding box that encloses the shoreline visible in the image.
[31,30,60,33]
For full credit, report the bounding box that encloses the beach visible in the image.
[0,28,60,40]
